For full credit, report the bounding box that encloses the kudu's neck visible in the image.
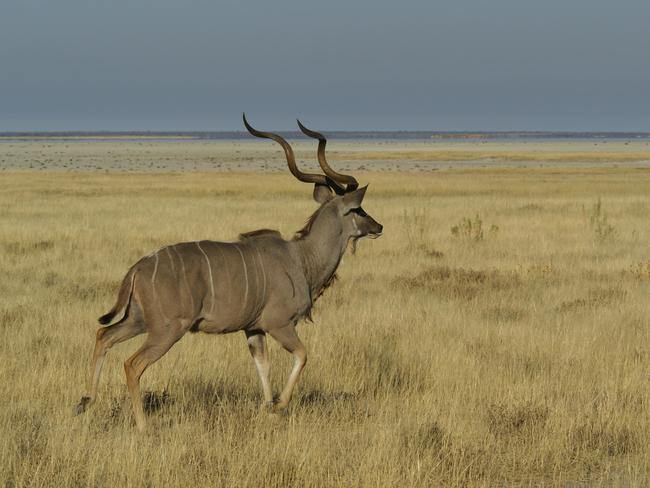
[293,206,348,297]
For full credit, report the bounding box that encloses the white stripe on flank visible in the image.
[250,249,259,309]
[196,242,216,314]
[215,245,230,304]
[165,247,176,277]
[151,252,159,285]
[151,251,168,321]
[255,248,267,308]
[234,244,249,313]
[172,246,194,311]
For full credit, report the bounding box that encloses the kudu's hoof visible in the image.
[74,396,91,416]
[271,401,290,414]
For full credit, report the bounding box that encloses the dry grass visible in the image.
[1,166,650,487]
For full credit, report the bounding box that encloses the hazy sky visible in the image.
[1,0,649,131]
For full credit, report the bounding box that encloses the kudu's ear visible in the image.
[313,184,334,204]
[342,185,368,210]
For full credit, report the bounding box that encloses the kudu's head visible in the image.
[243,114,383,247]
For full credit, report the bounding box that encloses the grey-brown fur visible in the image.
[75,116,382,430]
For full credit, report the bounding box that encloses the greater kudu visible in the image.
[75,115,383,430]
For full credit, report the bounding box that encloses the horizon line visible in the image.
[3,130,650,136]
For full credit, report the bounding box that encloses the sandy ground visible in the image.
[1,139,650,172]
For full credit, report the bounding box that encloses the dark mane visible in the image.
[293,206,326,240]
[239,229,282,240]
[317,271,338,298]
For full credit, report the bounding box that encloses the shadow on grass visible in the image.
[296,390,358,408]
[142,389,172,414]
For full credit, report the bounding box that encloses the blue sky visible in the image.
[1,0,649,131]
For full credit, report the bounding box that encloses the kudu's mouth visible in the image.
[351,231,382,254]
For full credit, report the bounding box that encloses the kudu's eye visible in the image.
[345,207,367,217]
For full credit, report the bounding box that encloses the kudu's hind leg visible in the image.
[269,325,307,410]
[245,331,273,406]
[124,329,182,431]
[74,316,145,415]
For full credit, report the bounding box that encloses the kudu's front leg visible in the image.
[269,325,307,410]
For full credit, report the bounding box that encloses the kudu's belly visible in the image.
[191,316,257,335]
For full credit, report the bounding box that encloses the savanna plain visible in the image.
[1,140,650,487]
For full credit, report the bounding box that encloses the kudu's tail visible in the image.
[98,268,137,325]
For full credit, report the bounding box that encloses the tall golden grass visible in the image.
[1,168,649,486]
